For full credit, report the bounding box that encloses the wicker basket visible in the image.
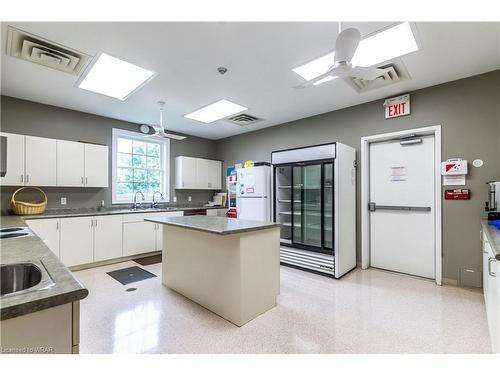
[11,187,48,215]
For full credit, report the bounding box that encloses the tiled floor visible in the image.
[75,261,491,354]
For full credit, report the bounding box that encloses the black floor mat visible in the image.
[134,254,162,266]
[106,266,156,285]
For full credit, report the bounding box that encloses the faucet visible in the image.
[151,191,164,209]
[133,191,145,210]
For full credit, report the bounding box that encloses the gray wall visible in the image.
[215,70,500,282]
[0,96,218,211]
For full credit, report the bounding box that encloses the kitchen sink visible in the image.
[0,261,54,297]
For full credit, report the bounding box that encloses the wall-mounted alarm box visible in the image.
[441,159,468,175]
[445,189,470,200]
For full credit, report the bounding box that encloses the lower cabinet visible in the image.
[26,211,184,268]
[25,218,61,258]
[482,230,499,353]
[60,217,94,267]
[123,221,157,256]
[94,215,123,262]
[206,208,228,217]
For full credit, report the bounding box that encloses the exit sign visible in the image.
[384,94,410,119]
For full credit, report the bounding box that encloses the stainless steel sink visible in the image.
[0,261,54,297]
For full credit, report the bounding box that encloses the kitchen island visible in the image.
[145,216,280,326]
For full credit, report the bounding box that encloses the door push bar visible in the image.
[368,202,431,212]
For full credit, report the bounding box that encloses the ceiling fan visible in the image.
[296,23,386,88]
[142,101,186,140]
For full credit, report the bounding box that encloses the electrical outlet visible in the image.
[188,196,192,202]
[173,196,177,203]
[61,197,67,205]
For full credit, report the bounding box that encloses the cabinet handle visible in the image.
[56,221,59,230]
[86,177,88,185]
[94,219,97,227]
[81,177,84,185]
[488,258,496,277]
[21,175,24,183]
[182,181,184,188]
[26,174,29,184]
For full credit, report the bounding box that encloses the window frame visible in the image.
[111,128,170,204]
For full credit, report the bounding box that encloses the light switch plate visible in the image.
[61,197,67,205]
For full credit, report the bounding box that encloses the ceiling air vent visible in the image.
[346,61,411,93]
[227,113,262,126]
[6,26,91,75]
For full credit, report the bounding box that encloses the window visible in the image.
[112,128,169,203]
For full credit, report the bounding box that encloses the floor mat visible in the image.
[106,266,156,285]
[134,254,162,266]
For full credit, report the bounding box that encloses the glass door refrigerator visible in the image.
[272,142,356,278]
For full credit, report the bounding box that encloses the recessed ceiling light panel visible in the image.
[292,22,419,83]
[77,52,156,100]
[351,22,419,67]
[184,99,248,124]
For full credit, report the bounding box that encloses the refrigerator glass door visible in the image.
[323,163,333,249]
[275,166,292,243]
[292,164,322,248]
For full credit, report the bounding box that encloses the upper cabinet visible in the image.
[0,132,25,186]
[175,156,222,190]
[84,143,108,187]
[57,140,85,186]
[0,132,108,188]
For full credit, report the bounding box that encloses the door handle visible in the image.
[488,258,497,277]
[368,202,431,212]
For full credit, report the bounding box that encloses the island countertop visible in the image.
[145,215,280,236]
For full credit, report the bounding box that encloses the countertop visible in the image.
[0,216,88,321]
[481,220,500,261]
[145,216,280,236]
[5,205,227,220]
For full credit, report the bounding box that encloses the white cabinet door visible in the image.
[57,140,85,187]
[26,218,60,258]
[175,156,197,189]
[123,222,156,256]
[206,160,222,189]
[60,217,94,267]
[94,215,123,262]
[196,158,209,189]
[0,132,25,186]
[84,144,108,187]
[151,211,183,251]
[25,136,57,186]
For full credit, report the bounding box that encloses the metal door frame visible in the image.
[360,125,442,285]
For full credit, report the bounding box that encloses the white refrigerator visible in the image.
[236,165,271,221]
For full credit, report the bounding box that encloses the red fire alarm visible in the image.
[445,189,471,200]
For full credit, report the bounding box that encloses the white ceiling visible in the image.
[1,22,499,140]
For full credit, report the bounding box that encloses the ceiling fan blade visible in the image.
[349,66,385,81]
[293,71,335,89]
[334,28,361,63]
[163,133,187,140]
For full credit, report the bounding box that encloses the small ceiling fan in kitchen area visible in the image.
[141,101,186,140]
[295,23,386,88]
